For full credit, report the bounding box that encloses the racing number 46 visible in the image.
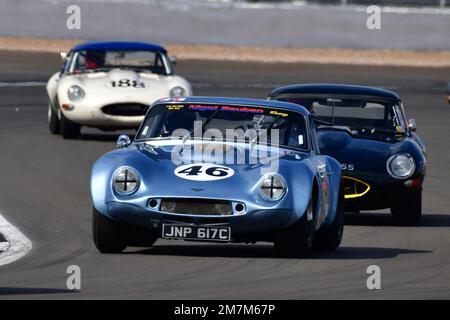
[178,165,230,177]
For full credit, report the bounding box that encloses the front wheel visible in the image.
[313,183,344,251]
[274,200,315,258]
[48,104,60,134]
[60,112,81,139]
[391,189,422,226]
[93,207,130,253]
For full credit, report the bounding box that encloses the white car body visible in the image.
[46,42,192,137]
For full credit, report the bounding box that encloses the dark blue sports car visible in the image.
[269,84,427,225]
[91,97,344,257]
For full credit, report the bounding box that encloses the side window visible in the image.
[309,117,320,155]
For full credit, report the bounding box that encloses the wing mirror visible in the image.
[170,55,178,65]
[117,134,131,148]
[408,119,417,132]
[60,52,68,62]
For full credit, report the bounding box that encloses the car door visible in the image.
[308,116,331,227]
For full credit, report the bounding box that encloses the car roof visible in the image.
[72,41,167,54]
[270,84,401,101]
[157,96,311,116]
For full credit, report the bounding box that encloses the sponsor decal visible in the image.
[167,105,185,111]
[174,163,235,181]
[188,104,219,111]
[221,106,264,114]
[269,110,288,117]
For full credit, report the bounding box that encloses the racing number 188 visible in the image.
[111,79,145,88]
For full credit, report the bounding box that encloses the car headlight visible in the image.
[387,154,415,179]
[68,85,85,101]
[113,167,140,195]
[260,173,287,200]
[170,86,186,98]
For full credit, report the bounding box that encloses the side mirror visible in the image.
[60,52,68,62]
[117,134,131,148]
[170,55,177,65]
[408,119,417,132]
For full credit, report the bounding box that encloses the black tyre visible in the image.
[128,227,157,247]
[60,112,81,139]
[93,207,130,253]
[274,200,315,258]
[391,189,422,226]
[48,104,60,134]
[313,183,344,251]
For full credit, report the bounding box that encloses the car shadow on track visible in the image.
[308,247,431,260]
[345,212,450,227]
[0,287,77,296]
[125,244,431,260]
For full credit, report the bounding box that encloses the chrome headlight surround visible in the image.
[170,86,186,98]
[68,85,85,101]
[386,153,415,179]
[112,167,140,195]
[259,173,287,201]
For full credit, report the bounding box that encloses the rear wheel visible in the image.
[313,183,344,251]
[274,200,315,258]
[60,112,81,139]
[93,207,130,253]
[48,104,60,134]
[391,189,422,226]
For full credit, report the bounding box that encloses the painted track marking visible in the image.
[0,213,32,267]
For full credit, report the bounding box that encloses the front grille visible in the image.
[102,103,149,116]
[160,198,233,216]
[342,176,371,199]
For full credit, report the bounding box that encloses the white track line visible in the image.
[0,213,32,267]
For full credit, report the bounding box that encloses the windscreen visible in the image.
[68,50,170,75]
[137,103,309,151]
[284,97,407,135]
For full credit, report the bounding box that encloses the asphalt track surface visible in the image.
[0,51,450,299]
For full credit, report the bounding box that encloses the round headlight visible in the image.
[260,173,286,200]
[387,154,415,179]
[170,86,186,98]
[113,167,140,195]
[68,85,85,101]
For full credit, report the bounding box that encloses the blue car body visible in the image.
[91,97,342,252]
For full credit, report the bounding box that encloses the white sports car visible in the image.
[46,41,193,139]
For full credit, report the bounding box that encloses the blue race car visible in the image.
[91,97,344,257]
[269,84,427,226]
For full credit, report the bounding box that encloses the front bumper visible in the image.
[59,101,148,128]
[104,200,300,242]
[343,175,424,211]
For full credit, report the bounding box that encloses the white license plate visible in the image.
[162,224,231,242]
